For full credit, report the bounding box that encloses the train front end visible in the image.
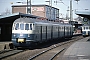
[12,22,35,47]
[82,25,90,37]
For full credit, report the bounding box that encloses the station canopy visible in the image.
[75,11,90,20]
[0,12,39,24]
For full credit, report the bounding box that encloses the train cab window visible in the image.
[20,23,24,30]
[25,24,29,30]
[15,23,19,30]
[12,23,15,30]
[30,24,32,30]
[32,24,35,30]
[89,27,90,29]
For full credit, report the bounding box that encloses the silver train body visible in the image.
[12,18,73,47]
[82,24,90,36]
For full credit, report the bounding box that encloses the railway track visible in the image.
[2,36,83,60]
[0,49,27,60]
[28,36,83,60]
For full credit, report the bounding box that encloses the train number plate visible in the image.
[18,39,24,43]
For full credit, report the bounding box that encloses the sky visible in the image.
[0,0,90,18]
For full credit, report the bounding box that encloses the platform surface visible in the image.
[62,37,90,60]
[0,41,12,51]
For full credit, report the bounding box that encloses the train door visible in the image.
[59,26,61,38]
[64,26,65,37]
[41,26,42,42]
[71,26,73,36]
[60,26,63,37]
[51,26,53,39]
[58,26,60,38]
[46,26,47,40]
[42,25,46,41]
[47,25,51,39]
[35,24,42,42]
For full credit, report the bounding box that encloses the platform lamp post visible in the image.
[70,0,72,22]
[54,0,73,23]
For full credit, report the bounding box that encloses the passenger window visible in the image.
[25,24,29,30]
[86,27,88,29]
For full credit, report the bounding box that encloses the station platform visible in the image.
[73,33,82,36]
[0,41,13,51]
[62,37,90,60]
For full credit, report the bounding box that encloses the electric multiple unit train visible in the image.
[12,18,73,47]
[82,24,90,37]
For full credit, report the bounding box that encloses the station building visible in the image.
[12,5,59,20]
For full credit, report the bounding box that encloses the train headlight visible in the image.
[14,34,16,37]
[20,34,23,36]
[28,34,30,37]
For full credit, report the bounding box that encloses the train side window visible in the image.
[25,24,29,30]
[89,27,90,29]
[86,27,88,30]
[30,24,32,30]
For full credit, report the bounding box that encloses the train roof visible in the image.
[14,17,72,26]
